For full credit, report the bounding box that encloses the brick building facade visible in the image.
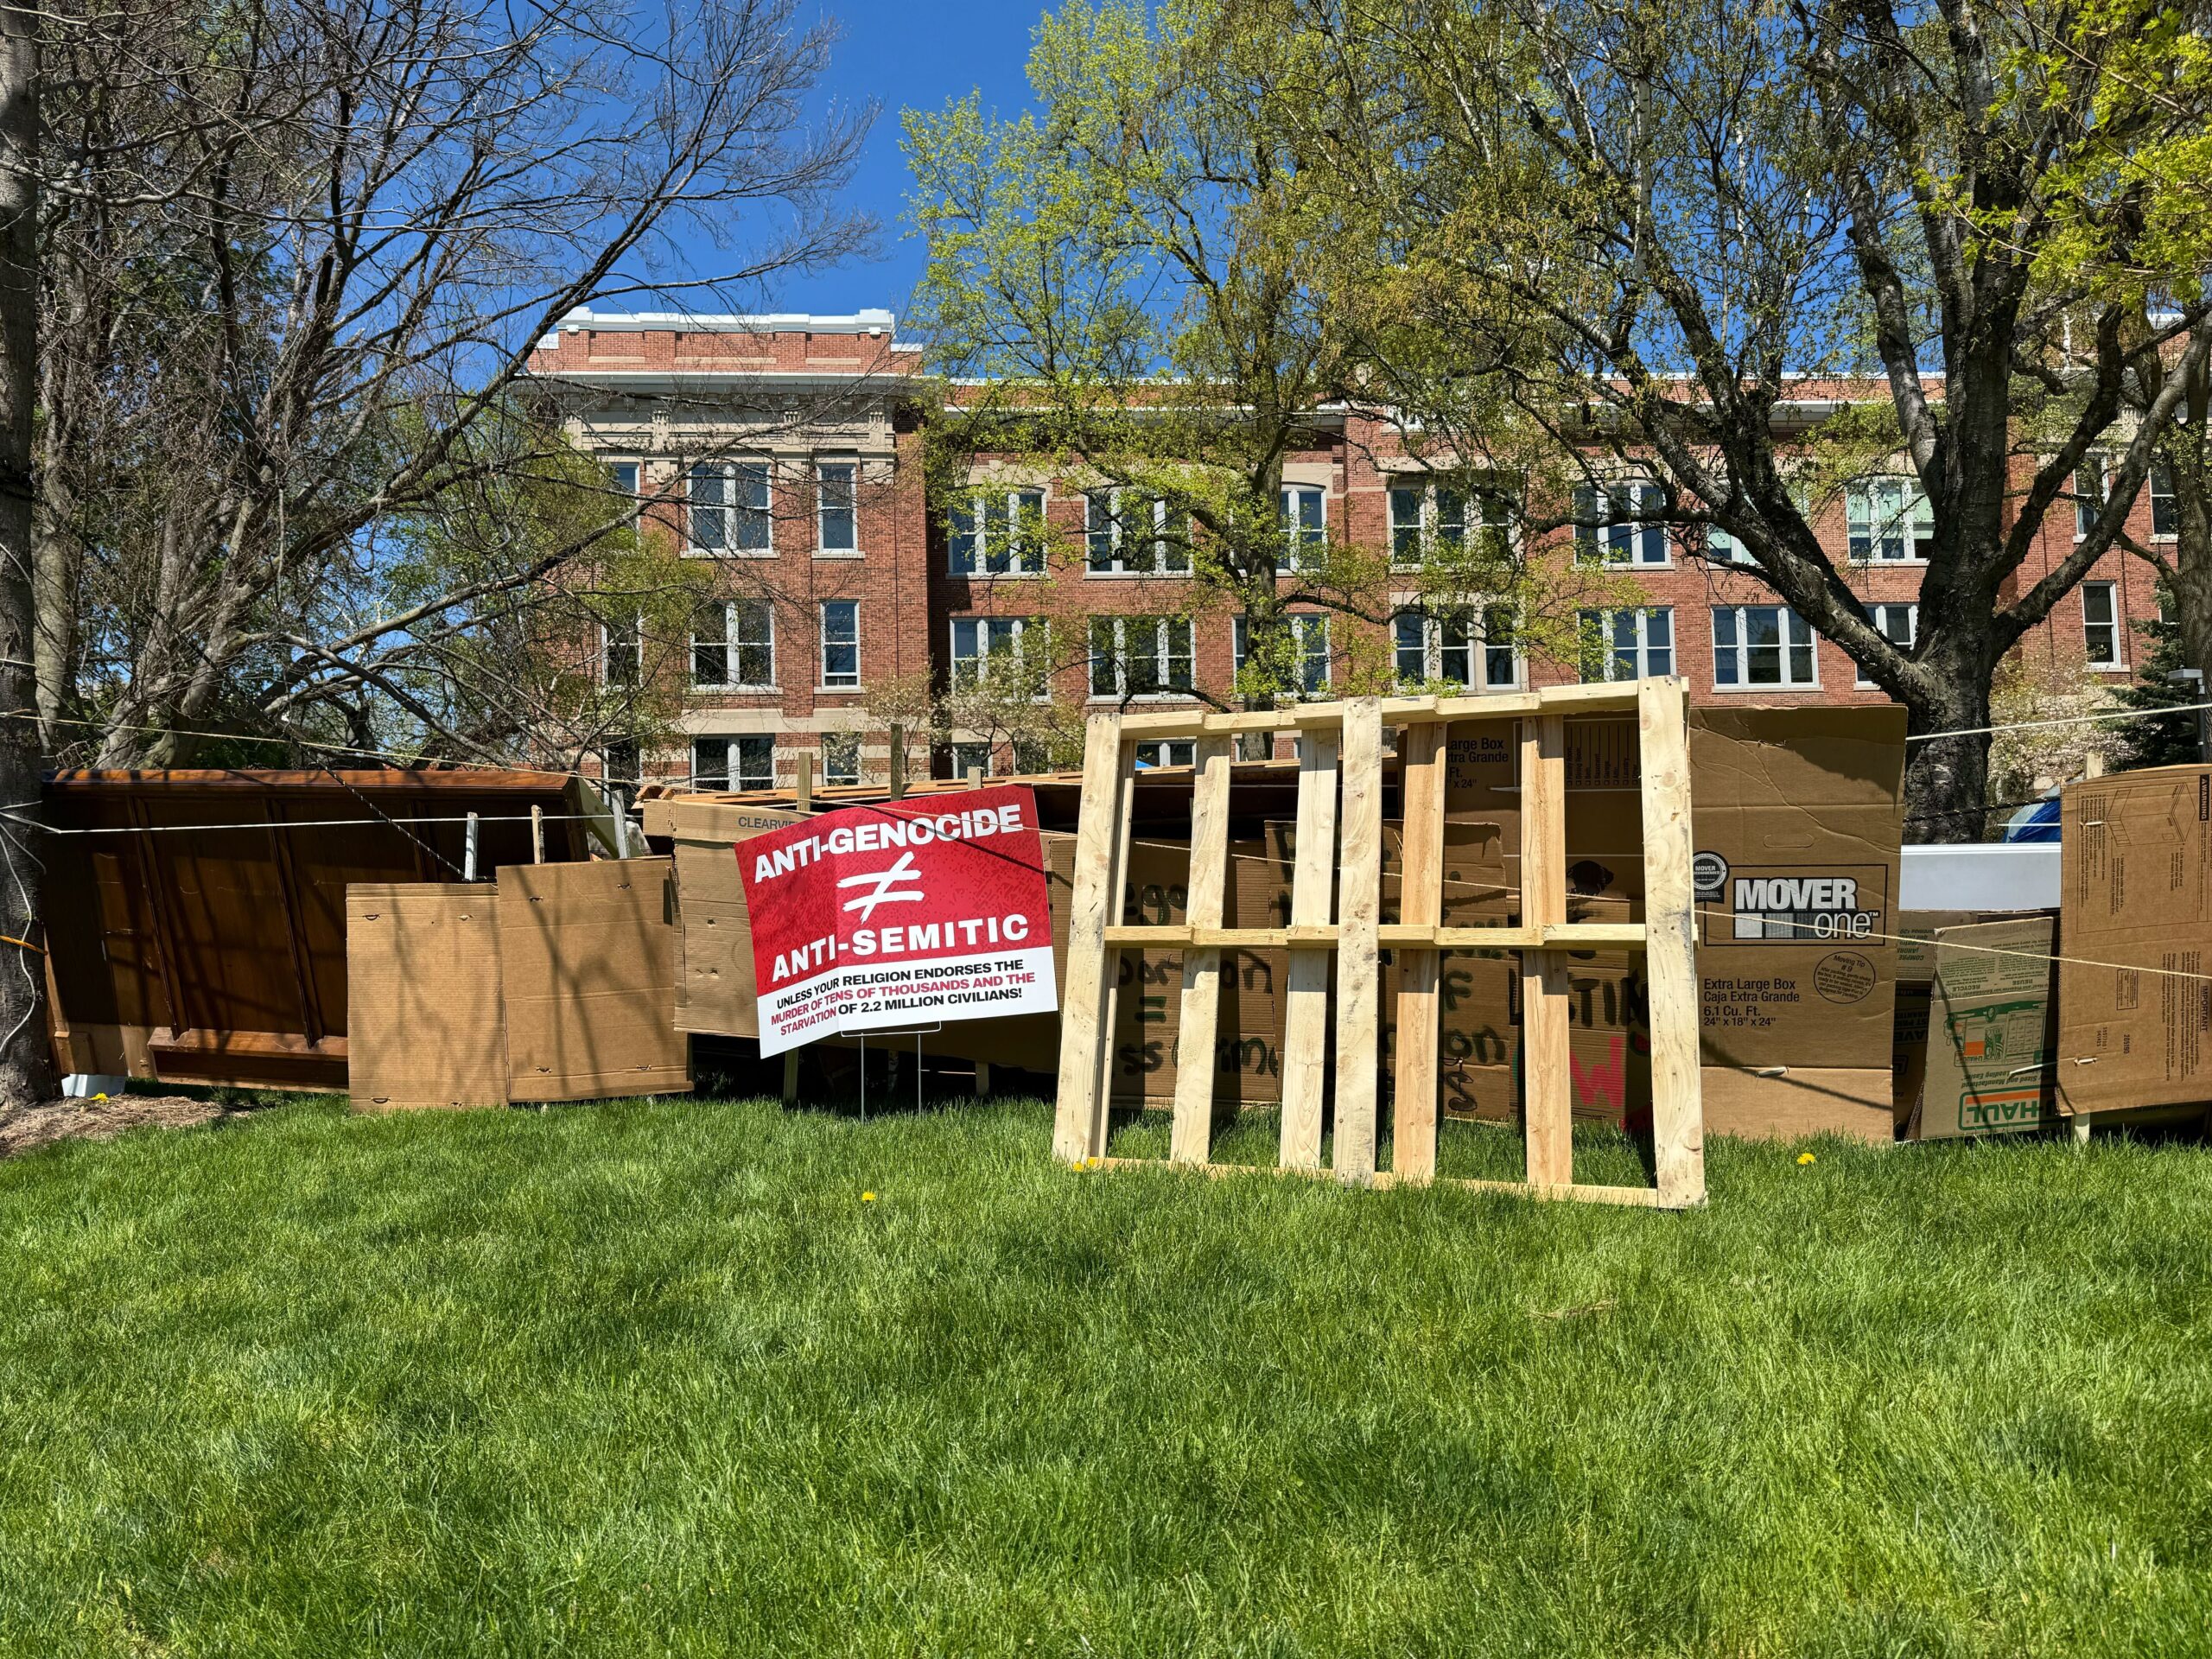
[529,310,2173,789]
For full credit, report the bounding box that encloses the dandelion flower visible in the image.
[861,1192,877,1202]
[1796,1151,1816,1166]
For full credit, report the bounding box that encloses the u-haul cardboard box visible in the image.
[2057,766,2212,1116]
[1914,915,2062,1138]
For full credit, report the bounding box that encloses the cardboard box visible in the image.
[2057,766,2212,1116]
[1916,915,2061,1138]
[1434,706,1905,1141]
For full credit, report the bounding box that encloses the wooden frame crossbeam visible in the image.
[1052,681,1707,1210]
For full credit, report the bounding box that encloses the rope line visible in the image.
[1905,698,2212,743]
[0,810,605,837]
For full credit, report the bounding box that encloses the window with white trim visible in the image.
[950,488,1046,575]
[819,600,860,688]
[1574,481,1669,565]
[1706,524,1746,563]
[2082,582,2122,667]
[1578,607,1673,682]
[2074,461,2105,542]
[1855,603,1916,686]
[1090,615,1196,697]
[1281,485,1326,570]
[1846,477,1933,562]
[2152,461,2177,540]
[1232,613,1330,696]
[1086,491,1191,575]
[1713,606,1817,688]
[823,733,861,786]
[691,601,774,689]
[816,460,857,552]
[949,615,1041,690]
[691,735,773,791]
[1134,740,1196,768]
[688,461,772,554]
[601,614,641,686]
[1392,607,1517,691]
[1389,480,1512,568]
[607,459,640,518]
[949,741,991,780]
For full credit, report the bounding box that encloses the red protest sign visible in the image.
[735,785,1058,1056]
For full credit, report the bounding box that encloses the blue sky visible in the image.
[725,0,1050,324]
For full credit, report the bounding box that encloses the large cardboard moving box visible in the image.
[2057,766,2212,1115]
[1439,706,1905,1141]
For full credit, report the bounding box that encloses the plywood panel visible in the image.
[497,859,690,1102]
[345,884,508,1110]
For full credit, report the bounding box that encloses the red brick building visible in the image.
[529,310,2173,787]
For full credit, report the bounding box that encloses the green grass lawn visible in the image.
[3,1095,2210,1656]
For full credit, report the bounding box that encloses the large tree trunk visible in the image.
[0,3,55,1107]
[1901,674,1994,846]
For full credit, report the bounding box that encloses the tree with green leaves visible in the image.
[905,0,1590,718]
[1287,0,2212,838]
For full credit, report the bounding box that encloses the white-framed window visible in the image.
[607,459,641,518]
[949,741,992,780]
[1134,740,1196,768]
[949,615,1041,690]
[823,733,861,786]
[950,488,1046,575]
[817,459,857,553]
[1085,490,1191,575]
[2082,581,2123,668]
[1389,480,1511,568]
[601,614,641,687]
[1090,615,1196,698]
[1232,613,1331,696]
[2074,461,2106,542]
[819,600,860,689]
[1578,607,1674,682]
[691,735,774,791]
[1706,524,1746,563]
[688,461,772,554]
[1713,606,1817,688]
[1013,737,1051,774]
[1574,481,1669,565]
[1846,477,1934,563]
[691,600,775,689]
[1854,603,1916,687]
[2152,461,2178,540]
[1281,486,1326,570]
[1392,607,1517,691]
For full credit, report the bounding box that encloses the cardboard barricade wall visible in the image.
[660,707,1906,1140]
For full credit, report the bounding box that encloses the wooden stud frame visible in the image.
[1052,679,1707,1210]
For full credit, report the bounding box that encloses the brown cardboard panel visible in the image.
[1700,1066,1893,1144]
[345,884,508,1111]
[2058,767,2212,1115]
[497,859,690,1102]
[1916,915,2060,1139]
